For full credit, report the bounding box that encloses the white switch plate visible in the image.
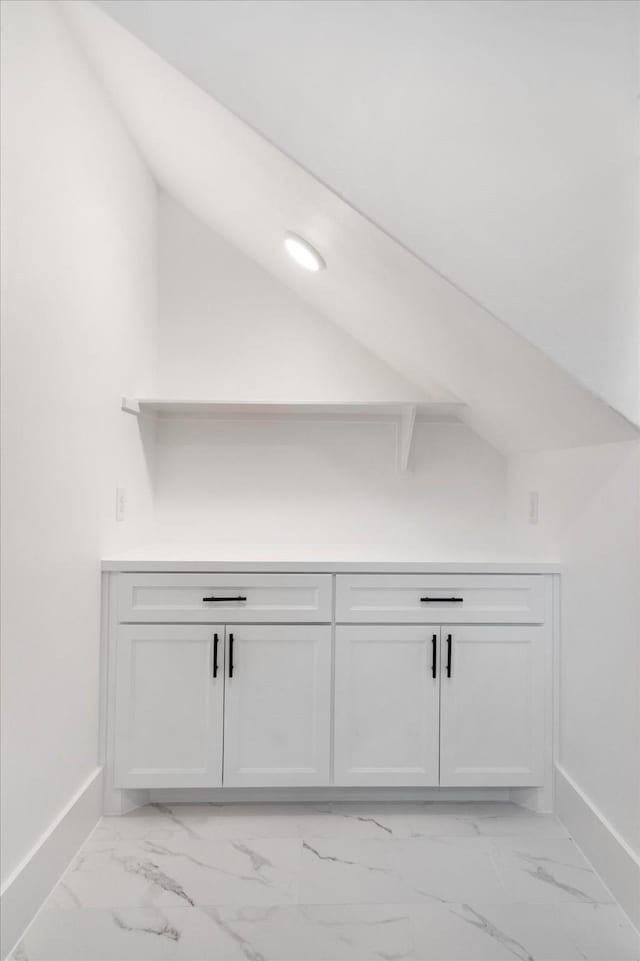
[115,487,126,522]
[528,490,539,525]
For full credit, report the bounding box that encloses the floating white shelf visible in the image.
[121,398,465,472]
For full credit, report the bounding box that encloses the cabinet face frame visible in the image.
[114,623,225,788]
[333,625,441,786]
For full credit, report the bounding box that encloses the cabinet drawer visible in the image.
[335,575,544,624]
[118,574,332,623]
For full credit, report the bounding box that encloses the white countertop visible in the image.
[101,543,561,574]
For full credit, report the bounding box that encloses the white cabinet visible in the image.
[223,625,332,786]
[439,626,545,787]
[334,626,440,786]
[114,624,224,788]
[106,569,552,797]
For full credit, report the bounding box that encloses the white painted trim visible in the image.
[102,558,562,574]
[98,572,110,769]
[551,572,562,764]
[0,767,102,960]
[121,396,140,415]
[510,575,555,813]
[148,786,511,804]
[102,573,149,816]
[397,404,417,471]
[555,763,640,931]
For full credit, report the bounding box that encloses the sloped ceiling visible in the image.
[61,0,638,454]
[157,193,440,403]
[93,0,640,428]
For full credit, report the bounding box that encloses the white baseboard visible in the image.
[0,767,102,960]
[555,763,640,930]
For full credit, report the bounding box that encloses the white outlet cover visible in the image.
[115,487,126,522]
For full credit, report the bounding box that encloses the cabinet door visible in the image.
[114,624,224,788]
[334,626,440,786]
[440,626,545,786]
[223,625,331,787]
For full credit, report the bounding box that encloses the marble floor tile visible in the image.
[94,802,569,845]
[555,902,640,960]
[95,802,475,844]
[205,903,416,960]
[12,904,416,961]
[12,908,189,961]
[10,803,638,961]
[395,836,508,904]
[490,836,614,904]
[409,902,568,961]
[167,802,414,843]
[408,901,640,961]
[416,804,568,839]
[93,804,310,843]
[61,837,301,908]
[92,809,195,844]
[296,803,494,840]
[298,837,406,905]
[298,835,508,906]
[15,901,638,961]
[47,868,194,912]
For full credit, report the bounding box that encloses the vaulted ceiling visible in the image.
[61,0,639,453]
[93,0,640,428]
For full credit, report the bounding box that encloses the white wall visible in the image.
[154,417,508,550]
[158,195,424,401]
[0,0,157,919]
[155,195,509,551]
[508,440,640,920]
[97,0,640,426]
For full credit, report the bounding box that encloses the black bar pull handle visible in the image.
[228,633,234,678]
[212,633,219,678]
[446,634,453,678]
[431,634,437,678]
[203,595,247,603]
[420,596,463,603]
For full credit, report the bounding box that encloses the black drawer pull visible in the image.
[212,633,219,678]
[431,634,437,679]
[446,634,453,678]
[202,595,247,603]
[228,633,234,678]
[420,596,463,603]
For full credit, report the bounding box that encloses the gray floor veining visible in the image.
[12,802,640,961]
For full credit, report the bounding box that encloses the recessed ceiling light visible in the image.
[284,232,326,272]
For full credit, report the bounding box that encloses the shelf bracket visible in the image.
[397,404,417,472]
[121,397,140,416]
